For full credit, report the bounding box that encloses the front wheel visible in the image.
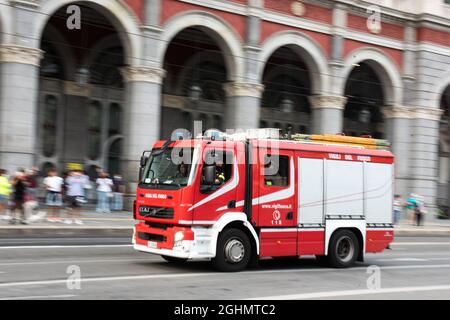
[327,230,359,268]
[212,228,251,272]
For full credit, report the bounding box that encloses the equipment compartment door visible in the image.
[256,149,297,227]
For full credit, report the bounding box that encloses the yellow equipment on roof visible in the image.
[291,134,390,150]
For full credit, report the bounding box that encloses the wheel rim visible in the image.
[224,238,245,264]
[336,236,355,263]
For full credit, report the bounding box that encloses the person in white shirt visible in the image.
[65,170,87,225]
[43,169,64,222]
[96,171,113,213]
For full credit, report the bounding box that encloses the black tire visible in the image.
[212,228,251,272]
[327,229,359,268]
[161,255,188,264]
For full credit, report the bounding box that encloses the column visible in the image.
[0,44,43,171]
[328,3,346,97]
[0,1,42,171]
[309,95,347,134]
[409,107,443,220]
[224,83,264,130]
[120,66,165,182]
[222,0,265,131]
[382,106,413,197]
[142,0,162,69]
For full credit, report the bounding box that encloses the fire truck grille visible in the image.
[138,232,166,242]
[139,206,174,219]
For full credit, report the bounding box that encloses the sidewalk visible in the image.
[1,210,450,237]
[0,210,134,237]
[394,219,450,237]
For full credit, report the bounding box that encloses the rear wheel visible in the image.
[212,228,251,272]
[327,230,359,268]
[161,255,187,264]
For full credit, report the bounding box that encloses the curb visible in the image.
[0,227,133,237]
[394,229,450,237]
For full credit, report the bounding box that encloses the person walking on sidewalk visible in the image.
[112,174,125,211]
[393,194,404,225]
[65,170,86,225]
[10,169,28,224]
[415,195,427,227]
[96,172,113,213]
[43,168,64,222]
[0,169,12,218]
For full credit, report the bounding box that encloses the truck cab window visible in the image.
[264,155,289,187]
[201,150,233,190]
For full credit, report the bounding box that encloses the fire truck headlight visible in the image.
[174,231,184,247]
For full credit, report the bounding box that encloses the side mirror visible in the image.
[140,155,149,168]
[139,167,145,182]
[204,165,216,185]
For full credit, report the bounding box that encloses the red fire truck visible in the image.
[133,130,394,272]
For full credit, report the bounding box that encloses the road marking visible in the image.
[392,242,450,246]
[246,284,450,300]
[0,294,76,300]
[1,264,450,288]
[0,257,159,267]
[375,257,450,262]
[0,272,217,288]
[0,244,133,249]
[375,258,429,262]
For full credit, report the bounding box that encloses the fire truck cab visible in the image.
[133,130,394,272]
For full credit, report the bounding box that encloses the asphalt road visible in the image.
[0,236,449,300]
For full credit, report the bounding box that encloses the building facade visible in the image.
[0,0,449,215]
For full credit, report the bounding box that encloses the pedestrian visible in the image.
[96,172,113,213]
[415,195,426,227]
[393,194,403,225]
[406,193,418,225]
[112,174,125,211]
[0,169,12,218]
[65,170,86,225]
[80,170,91,203]
[43,168,64,222]
[10,169,28,224]
[25,167,39,202]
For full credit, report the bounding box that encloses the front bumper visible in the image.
[132,222,216,260]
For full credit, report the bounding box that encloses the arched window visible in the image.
[88,101,102,160]
[108,103,122,175]
[109,103,121,136]
[108,139,121,175]
[42,95,58,157]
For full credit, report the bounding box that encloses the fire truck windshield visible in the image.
[141,147,194,189]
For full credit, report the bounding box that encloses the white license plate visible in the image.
[147,241,157,249]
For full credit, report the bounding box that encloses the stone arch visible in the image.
[160,11,244,82]
[35,0,143,66]
[340,47,403,106]
[433,71,450,110]
[257,31,330,95]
